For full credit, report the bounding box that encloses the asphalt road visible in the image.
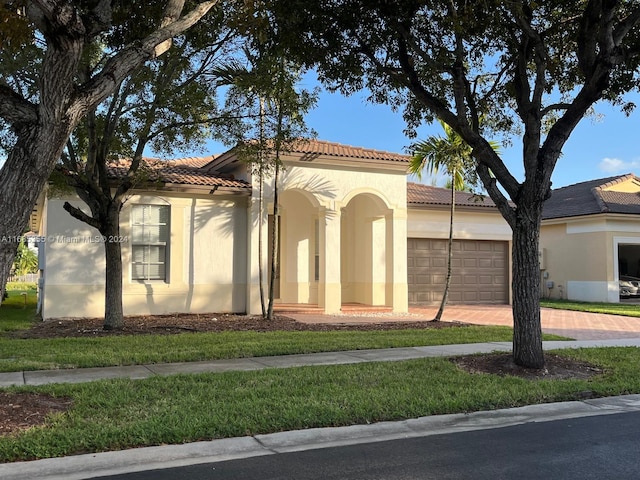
[94,411,640,480]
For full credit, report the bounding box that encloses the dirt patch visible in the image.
[13,313,465,338]
[454,352,604,381]
[0,392,72,437]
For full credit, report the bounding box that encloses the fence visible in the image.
[7,273,39,283]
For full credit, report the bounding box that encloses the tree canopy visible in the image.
[0,0,218,302]
[261,0,640,367]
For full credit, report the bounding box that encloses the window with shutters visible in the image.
[131,204,169,281]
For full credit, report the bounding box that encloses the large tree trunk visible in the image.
[511,208,544,368]
[102,208,124,330]
[0,125,73,302]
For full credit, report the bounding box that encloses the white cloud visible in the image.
[598,157,640,174]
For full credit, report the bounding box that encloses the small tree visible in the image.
[409,122,476,321]
[218,53,317,319]
[409,121,498,321]
[56,14,235,330]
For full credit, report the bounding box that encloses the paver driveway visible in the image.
[286,305,640,341]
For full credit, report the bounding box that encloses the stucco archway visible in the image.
[277,189,321,305]
[340,192,391,306]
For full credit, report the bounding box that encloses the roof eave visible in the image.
[284,152,409,172]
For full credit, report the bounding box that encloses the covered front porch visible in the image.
[269,188,407,314]
[240,140,410,316]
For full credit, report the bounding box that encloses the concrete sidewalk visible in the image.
[2,338,640,388]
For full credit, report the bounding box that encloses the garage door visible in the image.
[407,238,508,305]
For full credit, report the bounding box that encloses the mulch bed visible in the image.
[12,313,463,338]
[453,353,604,381]
[0,393,72,437]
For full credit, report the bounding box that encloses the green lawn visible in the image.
[0,282,38,332]
[541,298,640,317]
[0,346,638,462]
[0,325,546,372]
[0,282,569,372]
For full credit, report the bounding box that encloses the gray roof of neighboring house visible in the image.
[542,173,640,220]
[407,182,499,209]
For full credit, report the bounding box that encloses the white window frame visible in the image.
[131,204,170,282]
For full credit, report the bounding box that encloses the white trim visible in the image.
[613,236,640,297]
[567,281,614,303]
[566,218,640,234]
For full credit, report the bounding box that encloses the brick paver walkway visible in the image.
[285,305,640,341]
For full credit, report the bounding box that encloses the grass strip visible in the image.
[541,298,640,317]
[0,347,638,462]
[0,326,567,372]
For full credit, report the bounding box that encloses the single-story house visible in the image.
[31,142,640,319]
[31,139,515,319]
[540,173,640,303]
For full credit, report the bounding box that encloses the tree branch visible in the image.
[0,85,37,127]
[541,103,572,116]
[72,1,218,115]
[476,162,515,230]
[62,202,101,230]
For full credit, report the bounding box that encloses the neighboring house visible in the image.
[31,139,513,320]
[540,173,640,303]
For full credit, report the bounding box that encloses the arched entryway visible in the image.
[277,189,320,305]
[340,192,391,307]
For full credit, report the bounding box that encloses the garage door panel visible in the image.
[431,257,446,268]
[408,238,508,305]
[416,257,431,268]
[447,291,463,302]
[478,258,492,268]
[463,258,478,268]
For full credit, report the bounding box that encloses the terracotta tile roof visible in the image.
[542,174,640,219]
[290,139,410,163]
[106,158,251,190]
[407,182,499,209]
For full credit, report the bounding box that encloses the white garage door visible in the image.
[407,238,508,305]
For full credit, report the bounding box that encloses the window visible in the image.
[131,204,169,281]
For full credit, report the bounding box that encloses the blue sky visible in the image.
[206,77,640,190]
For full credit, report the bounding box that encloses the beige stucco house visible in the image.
[33,140,514,320]
[540,173,640,303]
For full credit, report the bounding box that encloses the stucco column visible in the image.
[319,205,341,313]
[386,208,408,313]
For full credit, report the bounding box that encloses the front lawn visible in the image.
[0,346,637,462]
[0,282,569,372]
[0,325,552,372]
[541,298,640,317]
[0,282,38,332]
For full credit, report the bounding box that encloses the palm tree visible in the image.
[409,120,498,321]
